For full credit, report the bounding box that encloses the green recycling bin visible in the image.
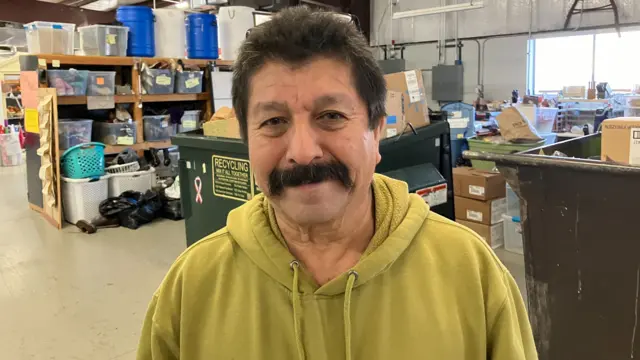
[172,131,258,246]
[174,121,455,247]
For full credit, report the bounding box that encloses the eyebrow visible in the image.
[251,93,354,115]
[313,94,354,109]
[252,101,289,114]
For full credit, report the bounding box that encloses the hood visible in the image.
[227,173,430,296]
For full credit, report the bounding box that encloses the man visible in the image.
[137,7,537,360]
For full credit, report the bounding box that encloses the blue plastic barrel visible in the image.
[117,6,155,57]
[186,13,218,59]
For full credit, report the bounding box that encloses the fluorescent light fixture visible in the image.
[175,1,189,8]
[392,1,484,20]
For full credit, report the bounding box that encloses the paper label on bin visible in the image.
[386,128,398,138]
[404,71,421,103]
[183,120,197,130]
[161,120,169,128]
[52,60,60,68]
[117,136,134,145]
[25,109,39,134]
[96,77,105,85]
[629,127,640,165]
[87,96,115,110]
[416,183,447,207]
[156,75,172,86]
[106,34,117,45]
[212,155,255,203]
[469,185,485,196]
[491,198,507,224]
[449,118,469,129]
[467,210,483,222]
[185,78,200,89]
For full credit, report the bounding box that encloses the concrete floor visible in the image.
[0,164,527,359]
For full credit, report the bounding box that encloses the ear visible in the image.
[372,116,385,164]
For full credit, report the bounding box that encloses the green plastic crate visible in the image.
[468,137,545,171]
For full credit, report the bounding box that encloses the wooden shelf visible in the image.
[57,95,136,105]
[142,93,209,102]
[56,93,209,105]
[33,54,232,67]
[104,140,173,154]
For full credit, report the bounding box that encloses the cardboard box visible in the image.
[383,91,406,139]
[457,220,505,249]
[455,196,506,225]
[384,70,430,131]
[601,118,640,165]
[203,106,242,139]
[453,167,506,201]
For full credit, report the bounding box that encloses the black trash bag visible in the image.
[160,198,183,220]
[98,190,164,230]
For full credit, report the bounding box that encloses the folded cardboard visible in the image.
[496,107,542,142]
[384,70,430,131]
[457,220,505,249]
[453,167,506,201]
[601,118,640,165]
[455,196,506,225]
[203,106,242,139]
[383,90,406,139]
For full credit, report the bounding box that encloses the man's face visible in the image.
[246,57,384,226]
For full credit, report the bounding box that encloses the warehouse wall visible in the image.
[371,0,640,45]
[376,35,528,108]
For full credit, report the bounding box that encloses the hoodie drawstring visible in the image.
[289,261,359,360]
[290,260,306,360]
[344,270,358,360]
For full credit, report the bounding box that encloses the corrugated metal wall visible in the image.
[371,0,640,46]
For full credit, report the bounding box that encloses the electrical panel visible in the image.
[432,65,463,102]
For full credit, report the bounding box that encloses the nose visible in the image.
[286,120,323,165]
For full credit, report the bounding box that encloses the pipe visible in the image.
[370,21,640,48]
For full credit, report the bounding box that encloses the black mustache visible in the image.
[268,161,353,196]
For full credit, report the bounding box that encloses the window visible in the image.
[530,30,640,94]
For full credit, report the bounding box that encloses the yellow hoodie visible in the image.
[137,174,537,360]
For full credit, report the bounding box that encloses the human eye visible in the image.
[317,112,347,129]
[260,117,288,128]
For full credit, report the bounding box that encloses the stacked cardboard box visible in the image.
[453,167,507,249]
[382,70,430,139]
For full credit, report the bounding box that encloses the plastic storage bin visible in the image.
[0,133,23,167]
[179,110,201,132]
[87,71,116,96]
[62,175,110,224]
[47,69,89,96]
[25,21,75,55]
[142,69,174,94]
[78,25,128,56]
[176,71,204,94]
[108,167,156,197]
[535,107,558,134]
[624,107,640,117]
[502,214,523,255]
[143,115,174,141]
[93,122,137,146]
[467,137,545,171]
[58,119,93,150]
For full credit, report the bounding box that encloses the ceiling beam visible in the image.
[60,0,100,6]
